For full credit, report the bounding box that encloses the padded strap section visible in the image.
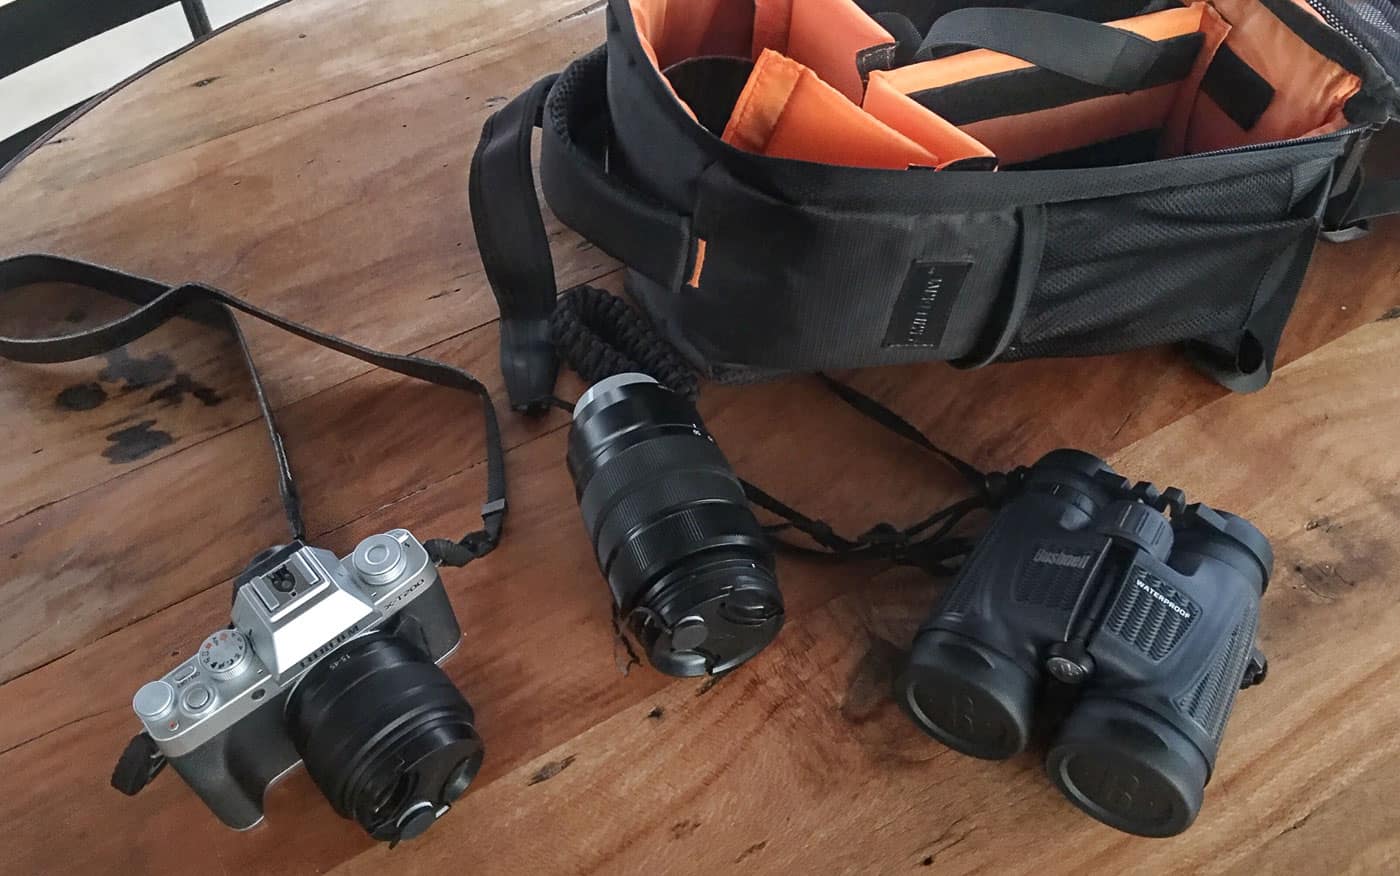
[915,8,1168,93]
[0,254,508,557]
[470,74,561,415]
[539,49,691,290]
[470,47,691,412]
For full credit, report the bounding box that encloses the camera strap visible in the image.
[0,254,507,567]
[548,284,1019,576]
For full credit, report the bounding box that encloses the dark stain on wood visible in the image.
[102,420,173,463]
[192,77,221,87]
[55,383,107,412]
[1377,306,1400,322]
[527,754,576,786]
[100,349,175,391]
[734,841,767,864]
[670,819,701,840]
[841,636,903,725]
[646,706,664,721]
[149,374,223,407]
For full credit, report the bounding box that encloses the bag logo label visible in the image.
[883,260,971,349]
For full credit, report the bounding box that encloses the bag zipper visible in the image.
[1161,127,1352,162]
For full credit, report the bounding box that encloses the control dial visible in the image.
[352,534,408,586]
[197,629,251,680]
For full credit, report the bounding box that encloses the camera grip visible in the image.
[165,692,300,831]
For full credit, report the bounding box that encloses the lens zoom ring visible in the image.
[606,503,769,608]
[578,434,732,533]
[592,470,747,567]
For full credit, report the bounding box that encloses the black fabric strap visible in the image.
[814,373,985,494]
[470,48,692,414]
[469,74,561,416]
[0,254,506,565]
[915,8,1168,93]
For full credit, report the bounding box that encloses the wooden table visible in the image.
[0,2,1397,872]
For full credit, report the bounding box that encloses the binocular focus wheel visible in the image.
[894,631,1035,760]
[1045,698,1209,838]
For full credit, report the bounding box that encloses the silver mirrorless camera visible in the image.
[123,530,483,844]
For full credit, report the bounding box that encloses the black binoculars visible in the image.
[895,449,1272,837]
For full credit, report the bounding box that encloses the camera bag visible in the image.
[471,0,1400,412]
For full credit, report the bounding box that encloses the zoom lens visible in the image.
[567,373,783,676]
[287,630,483,843]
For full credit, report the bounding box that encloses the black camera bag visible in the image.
[471,0,1400,411]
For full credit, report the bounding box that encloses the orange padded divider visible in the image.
[878,5,1212,95]
[955,84,1184,165]
[863,74,996,167]
[1161,4,1230,154]
[631,0,754,69]
[874,4,1232,164]
[722,49,944,169]
[752,0,893,101]
[1187,0,1361,152]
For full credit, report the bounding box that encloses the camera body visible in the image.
[895,449,1271,836]
[131,530,481,841]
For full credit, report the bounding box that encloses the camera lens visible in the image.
[567,373,783,676]
[286,630,483,842]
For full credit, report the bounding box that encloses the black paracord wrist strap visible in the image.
[549,284,1015,575]
[0,254,506,566]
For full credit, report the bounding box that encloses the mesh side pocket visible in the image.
[1005,170,1312,361]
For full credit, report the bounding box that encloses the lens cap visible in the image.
[894,630,1034,760]
[1046,698,1209,837]
[636,563,784,677]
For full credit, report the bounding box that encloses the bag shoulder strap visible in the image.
[470,47,691,414]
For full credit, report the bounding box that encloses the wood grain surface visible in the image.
[0,1,1396,873]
